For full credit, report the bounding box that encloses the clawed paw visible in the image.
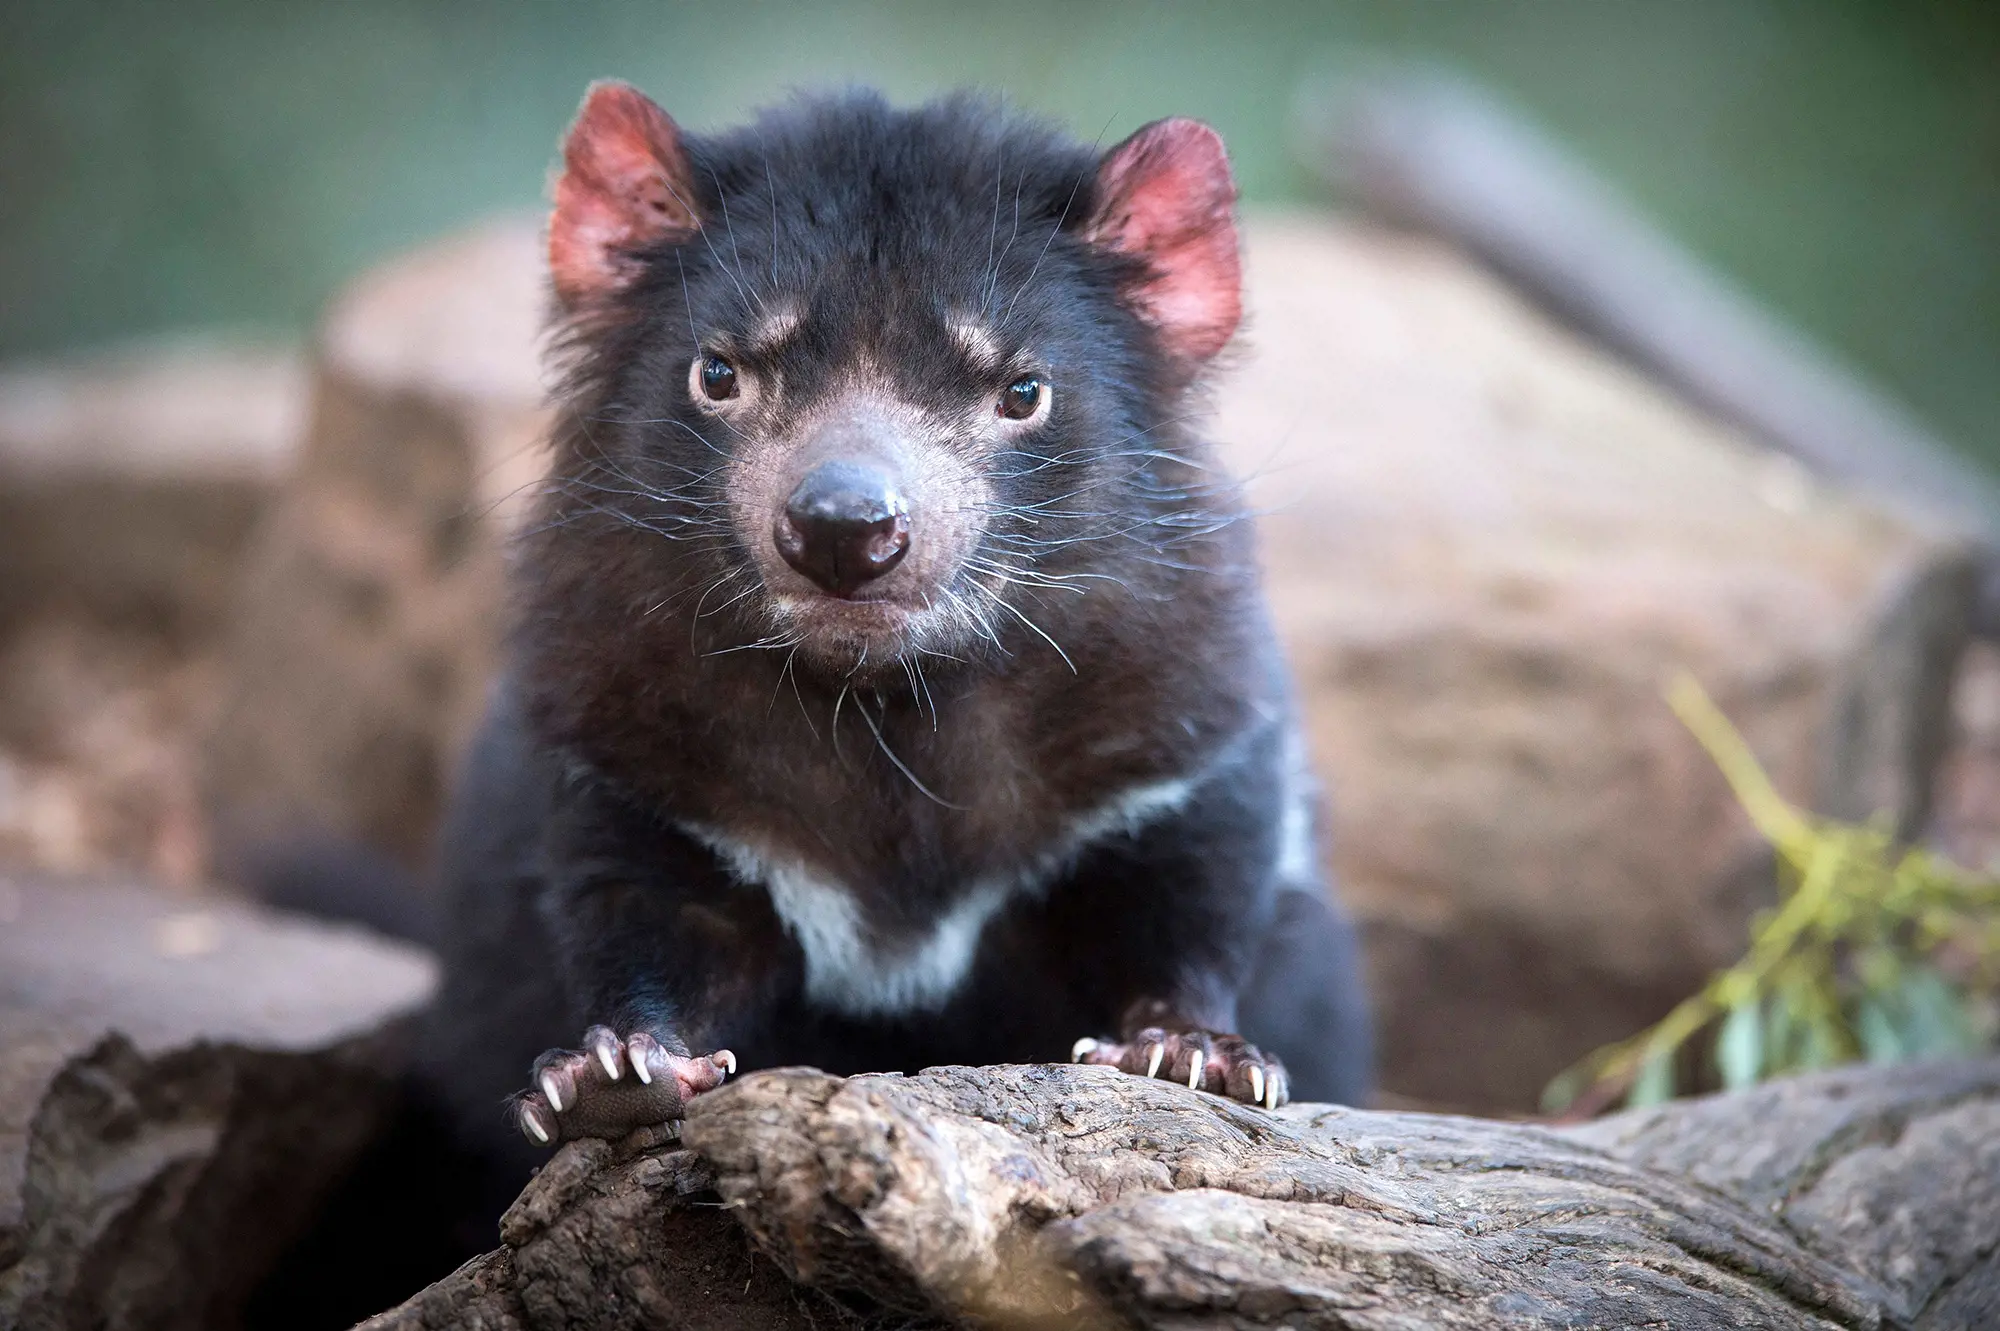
[514,1025,736,1146]
[1071,1026,1287,1109]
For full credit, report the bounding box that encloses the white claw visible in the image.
[1187,1054,1203,1090]
[1071,1037,1099,1063]
[717,1050,738,1076]
[521,1109,550,1144]
[1249,1066,1265,1105]
[598,1044,622,1081]
[1144,1044,1164,1079]
[631,1049,653,1085]
[540,1072,565,1113]
[1264,1073,1280,1111]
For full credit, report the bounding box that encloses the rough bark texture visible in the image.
[366,1059,1999,1330]
[0,874,437,1331]
[358,1129,870,1331]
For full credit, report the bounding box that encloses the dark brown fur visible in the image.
[413,84,1370,1196]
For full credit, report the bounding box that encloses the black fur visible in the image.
[437,89,1369,1185]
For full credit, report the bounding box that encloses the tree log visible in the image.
[1227,215,1977,1111]
[0,336,304,642]
[0,338,304,883]
[0,873,436,1330]
[366,1059,1999,1330]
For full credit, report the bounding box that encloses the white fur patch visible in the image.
[1274,727,1317,884]
[948,319,1002,371]
[748,306,802,350]
[685,775,1195,1016]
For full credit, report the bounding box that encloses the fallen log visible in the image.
[0,873,437,1330]
[366,1058,2000,1329]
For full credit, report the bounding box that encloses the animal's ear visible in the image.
[1085,118,1242,364]
[548,81,700,307]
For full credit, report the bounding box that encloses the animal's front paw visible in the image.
[513,1025,736,1146]
[1071,1026,1287,1109]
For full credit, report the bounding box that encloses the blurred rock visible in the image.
[197,211,1978,1113]
[201,219,551,875]
[1930,639,2000,924]
[1223,214,1975,1110]
[0,336,305,639]
[0,622,215,885]
[0,338,306,884]
[0,873,437,1330]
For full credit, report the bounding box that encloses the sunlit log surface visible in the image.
[367,1058,2000,1330]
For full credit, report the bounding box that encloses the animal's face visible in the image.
[538,85,1241,678]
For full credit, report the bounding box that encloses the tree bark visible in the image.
[366,1058,2000,1330]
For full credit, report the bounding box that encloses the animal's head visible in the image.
[533,83,1243,681]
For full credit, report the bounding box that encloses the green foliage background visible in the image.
[3,0,1999,472]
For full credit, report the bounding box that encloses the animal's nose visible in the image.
[775,460,911,597]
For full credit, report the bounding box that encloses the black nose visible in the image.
[775,460,911,597]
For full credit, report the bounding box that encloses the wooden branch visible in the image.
[1292,66,2000,631]
[366,1059,2000,1329]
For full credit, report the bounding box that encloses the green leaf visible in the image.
[1799,1015,1843,1070]
[1895,966,1979,1056]
[1766,973,1810,1076]
[1855,996,1903,1064]
[1716,999,1763,1089]
[1548,675,2000,1118]
[1540,1065,1590,1115]
[1628,1048,1675,1107]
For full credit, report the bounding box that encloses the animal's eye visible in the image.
[998,377,1044,421]
[698,355,739,401]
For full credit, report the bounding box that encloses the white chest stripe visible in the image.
[685,776,1196,1017]
[1274,726,1317,885]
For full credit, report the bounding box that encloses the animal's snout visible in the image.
[775,460,911,597]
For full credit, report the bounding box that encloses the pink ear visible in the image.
[1086,119,1242,364]
[549,81,700,306]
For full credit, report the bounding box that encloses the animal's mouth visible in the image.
[763,588,930,669]
[769,589,912,629]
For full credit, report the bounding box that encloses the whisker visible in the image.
[772,642,819,739]
[998,114,1115,331]
[658,172,756,319]
[710,167,766,317]
[967,578,1074,672]
[858,690,965,809]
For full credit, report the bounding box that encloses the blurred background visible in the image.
[5,0,1998,456]
[4,7,2000,1318]
[8,0,2000,1066]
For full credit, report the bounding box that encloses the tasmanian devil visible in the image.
[421,81,1373,1167]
